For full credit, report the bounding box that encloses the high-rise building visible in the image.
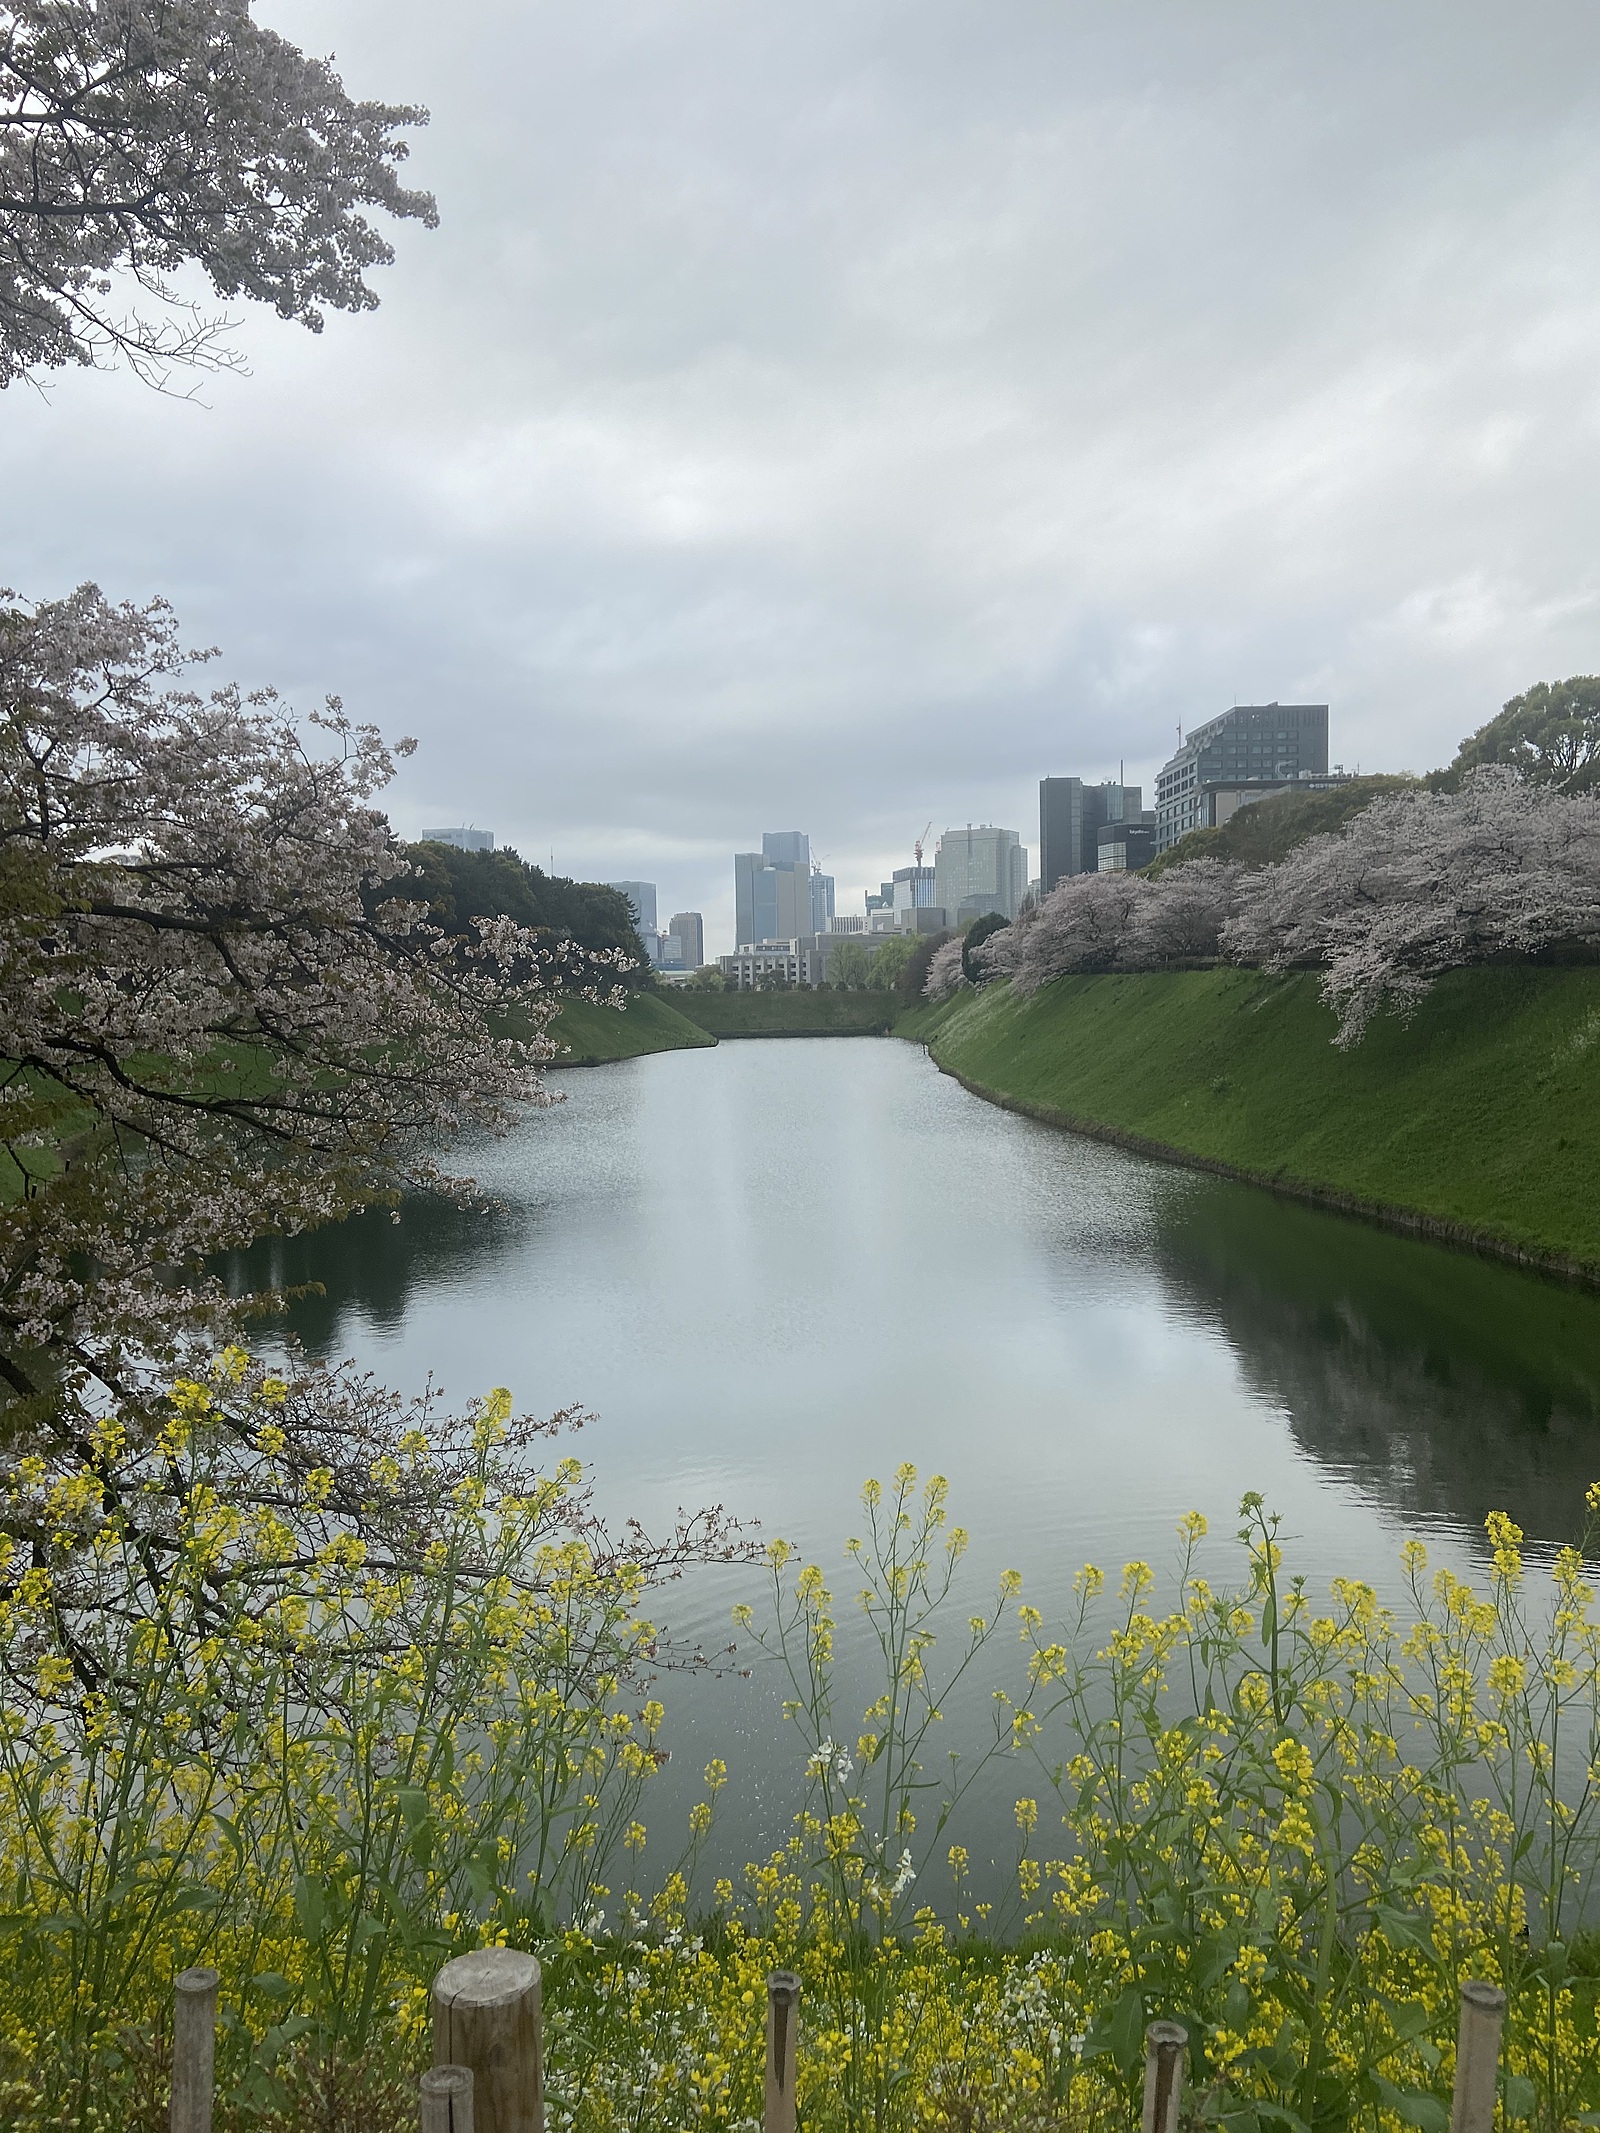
[422,825,495,852]
[1097,820,1158,872]
[809,871,835,935]
[933,825,1027,924]
[890,865,936,919]
[607,880,658,934]
[1038,780,1144,892]
[668,912,704,968]
[1154,703,1330,853]
[762,831,810,868]
[735,836,813,946]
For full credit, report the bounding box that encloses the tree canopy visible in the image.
[1448,677,1600,794]
[826,937,871,989]
[404,840,648,979]
[961,910,1009,982]
[0,584,605,1443]
[896,928,950,1006]
[965,769,1600,1047]
[1148,775,1415,876]
[0,0,436,385]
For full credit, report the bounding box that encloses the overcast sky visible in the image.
[6,1,1600,951]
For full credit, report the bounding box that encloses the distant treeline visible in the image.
[403,841,649,983]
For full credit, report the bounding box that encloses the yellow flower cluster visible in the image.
[5,1416,1600,2133]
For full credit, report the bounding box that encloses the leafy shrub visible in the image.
[0,1353,736,2126]
[7,1429,1600,2133]
[962,913,1010,982]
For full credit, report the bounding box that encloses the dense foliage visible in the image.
[1224,769,1600,1043]
[961,911,1009,982]
[936,770,1600,1046]
[404,841,648,981]
[0,0,436,385]
[0,1355,744,2127]
[826,929,952,1001]
[1148,777,1415,876]
[923,936,965,1003]
[0,584,620,1508]
[5,1441,1600,2133]
[1447,677,1600,795]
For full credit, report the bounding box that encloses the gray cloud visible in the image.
[5,0,1600,949]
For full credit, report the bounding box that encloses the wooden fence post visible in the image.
[765,1970,801,2133]
[1450,1980,1507,2133]
[421,2063,476,2133]
[170,1966,220,2133]
[431,1949,544,2133]
[1141,2021,1187,2133]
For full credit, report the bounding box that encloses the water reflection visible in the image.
[225,1042,1600,1564]
[214,1040,1600,1882]
[1153,1185,1600,1546]
[218,1189,524,1354]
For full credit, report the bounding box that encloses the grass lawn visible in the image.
[672,991,899,1037]
[547,991,717,1064]
[898,966,1600,1275]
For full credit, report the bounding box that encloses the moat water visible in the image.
[225,1037,1600,1889]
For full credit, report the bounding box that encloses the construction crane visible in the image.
[913,822,931,869]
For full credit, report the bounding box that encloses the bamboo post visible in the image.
[421,2063,476,2133]
[170,1966,220,2133]
[1141,2021,1187,2133]
[1450,1980,1507,2133]
[431,1949,544,2133]
[765,1970,801,2133]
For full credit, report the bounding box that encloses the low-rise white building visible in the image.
[719,940,825,989]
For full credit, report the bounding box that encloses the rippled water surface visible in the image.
[226,1037,1600,1876]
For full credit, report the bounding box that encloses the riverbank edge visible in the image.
[893,969,1600,1290]
[927,1057,1600,1288]
[548,991,718,1066]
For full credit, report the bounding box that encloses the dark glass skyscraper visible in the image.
[1039,779,1144,892]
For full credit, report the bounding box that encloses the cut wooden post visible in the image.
[1450,1980,1507,2133]
[431,1949,543,2133]
[1141,2020,1187,2133]
[170,1966,220,2133]
[765,1970,801,2133]
[421,2063,476,2133]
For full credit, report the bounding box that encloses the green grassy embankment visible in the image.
[673,991,898,1037]
[547,991,718,1065]
[896,966,1600,1279]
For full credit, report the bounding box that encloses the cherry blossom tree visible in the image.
[921,935,965,1003]
[1126,857,1245,965]
[1,0,436,386]
[0,584,612,1441]
[1013,871,1150,992]
[1221,767,1600,1044]
[969,899,1036,982]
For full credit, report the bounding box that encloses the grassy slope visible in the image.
[897,967,1600,1274]
[673,992,897,1037]
[547,991,717,1065]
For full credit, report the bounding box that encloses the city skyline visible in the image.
[7,6,1595,960]
[423,712,1300,953]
